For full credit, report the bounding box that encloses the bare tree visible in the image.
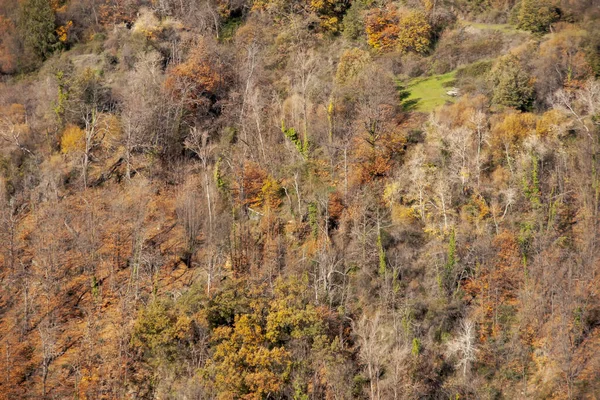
[120,52,164,179]
[184,127,214,237]
[0,182,25,276]
[468,109,489,188]
[38,319,58,398]
[382,344,412,400]
[62,68,113,188]
[354,312,392,400]
[431,176,452,232]
[551,79,600,138]
[0,110,33,155]
[447,319,478,378]
[177,186,203,268]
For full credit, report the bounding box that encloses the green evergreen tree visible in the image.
[342,1,366,40]
[19,0,57,62]
[489,54,534,111]
[516,0,559,33]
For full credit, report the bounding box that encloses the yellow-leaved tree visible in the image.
[206,276,328,399]
[396,10,431,54]
[60,124,85,154]
[366,7,431,53]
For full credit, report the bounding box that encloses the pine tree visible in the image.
[516,0,559,34]
[489,54,534,111]
[19,0,57,62]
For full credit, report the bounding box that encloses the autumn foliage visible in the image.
[164,38,229,112]
[366,7,431,53]
[1,0,600,399]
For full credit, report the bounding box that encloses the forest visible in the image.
[0,0,599,398]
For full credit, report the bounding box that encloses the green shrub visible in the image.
[456,60,493,79]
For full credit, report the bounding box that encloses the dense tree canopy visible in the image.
[19,0,57,63]
[0,0,600,399]
[490,54,535,110]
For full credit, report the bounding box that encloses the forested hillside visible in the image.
[0,0,600,398]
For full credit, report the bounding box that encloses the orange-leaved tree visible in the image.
[164,38,229,114]
[365,5,401,52]
[366,6,431,53]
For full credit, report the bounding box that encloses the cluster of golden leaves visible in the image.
[365,6,431,54]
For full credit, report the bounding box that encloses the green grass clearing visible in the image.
[400,71,457,112]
